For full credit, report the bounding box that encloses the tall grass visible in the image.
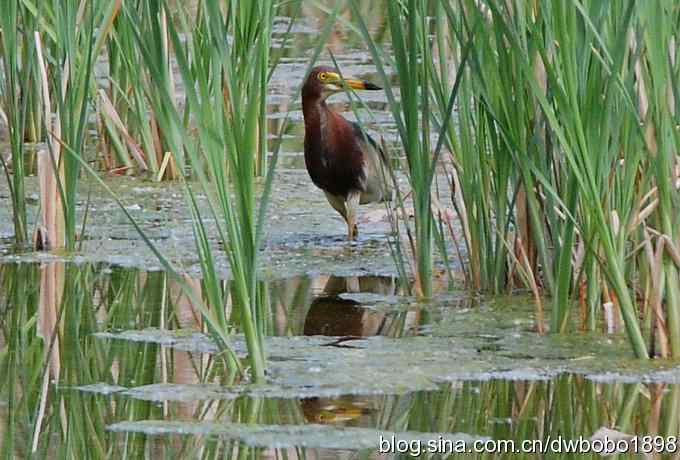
[436,1,547,296]
[25,0,118,250]
[120,0,285,381]
[1,0,275,377]
[528,0,649,353]
[98,1,161,177]
[0,0,37,247]
[352,0,470,298]
[428,0,679,357]
[1,0,342,381]
[171,0,274,381]
[121,0,348,378]
[0,0,92,250]
[99,0,183,179]
[636,2,680,356]
[345,0,679,356]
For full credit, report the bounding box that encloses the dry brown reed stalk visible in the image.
[35,32,65,250]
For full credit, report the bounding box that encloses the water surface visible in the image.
[2,261,679,458]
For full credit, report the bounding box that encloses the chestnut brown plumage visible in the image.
[302,65,392,240]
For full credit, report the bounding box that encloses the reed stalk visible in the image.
[352,0,470,298]
[636,2,680,356]
[423,0,680,357]
[30,0,119,249]
[122,0,281,380]
[362,2,673,356]
[0,0,36,247]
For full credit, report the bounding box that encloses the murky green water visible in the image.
[2,261,680,458]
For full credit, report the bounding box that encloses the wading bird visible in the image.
[302,65,392,240]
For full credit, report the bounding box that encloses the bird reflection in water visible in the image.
[303,275,398,338]
[301,275,416,425]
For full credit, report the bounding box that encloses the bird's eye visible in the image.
[318,72,327,81]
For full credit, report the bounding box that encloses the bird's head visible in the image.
[302,65,381,101]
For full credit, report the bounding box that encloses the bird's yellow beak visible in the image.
[323,72,382,91]
[343,77,382,91]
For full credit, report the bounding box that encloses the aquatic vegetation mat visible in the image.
[0,173,408,279]
[92,325,680,402]
[106,421,484,450]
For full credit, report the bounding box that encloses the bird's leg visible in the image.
[349,222,358,240]
[346,191,361,241]
[323,191,350,236]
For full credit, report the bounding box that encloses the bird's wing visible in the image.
[350,122,389,165]
[350,122,393,204]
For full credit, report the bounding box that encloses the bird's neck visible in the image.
[302,97,329,137]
